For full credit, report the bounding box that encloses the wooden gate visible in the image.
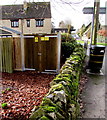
[24,34,61,72]
[0,34,61,73]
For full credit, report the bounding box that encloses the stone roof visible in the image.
[1,2,51,20]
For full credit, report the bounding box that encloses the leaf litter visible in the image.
[0,71,55,120]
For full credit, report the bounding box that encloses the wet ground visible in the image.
[82,74,105,118]
[81,46,107,119]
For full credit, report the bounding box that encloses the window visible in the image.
[27,20,30,27]
[11,20,19,27]
[36,19,44,27]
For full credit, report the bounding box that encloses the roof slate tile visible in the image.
[1,2,51,19]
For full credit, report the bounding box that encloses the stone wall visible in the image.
[30,44,85,120]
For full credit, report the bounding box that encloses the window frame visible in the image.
[11,20,19,27]
[35,19,44,27]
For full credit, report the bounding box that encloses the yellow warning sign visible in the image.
[35,37,38,42]
[41,37,45,41]
[45,37,49,41]
[41,37,49,41]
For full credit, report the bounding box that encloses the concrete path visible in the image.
[81,46,107,119]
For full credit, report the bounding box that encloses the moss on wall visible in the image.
[30,44,85,120]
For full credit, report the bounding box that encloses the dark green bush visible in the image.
[61,34,77,64]
[61,34,75,42]
[61,42,76,63]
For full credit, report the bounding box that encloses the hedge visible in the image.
[61,33,76,42]
[61,42,76,63]
[30,44,85,120]
[61,33,77,64]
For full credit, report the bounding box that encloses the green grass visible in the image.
[77,40,84,44]
[97,42,107,46]
[77,39,107,46]
[77,39,91,45]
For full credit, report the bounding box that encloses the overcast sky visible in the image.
[0,0,107,30]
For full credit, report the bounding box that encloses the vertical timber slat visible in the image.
[1,38,13,73]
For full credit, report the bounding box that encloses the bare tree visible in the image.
[59,21,66,28]
[59,19,73,34]
[59,19,74,42]
[64,19,72,34]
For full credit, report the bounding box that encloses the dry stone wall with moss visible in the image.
[30,44,85,120]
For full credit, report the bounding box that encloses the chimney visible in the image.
[23,0,28,11]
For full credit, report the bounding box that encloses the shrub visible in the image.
[61,34,77,64]
[61,42,76,63]
[61,33,75,42]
